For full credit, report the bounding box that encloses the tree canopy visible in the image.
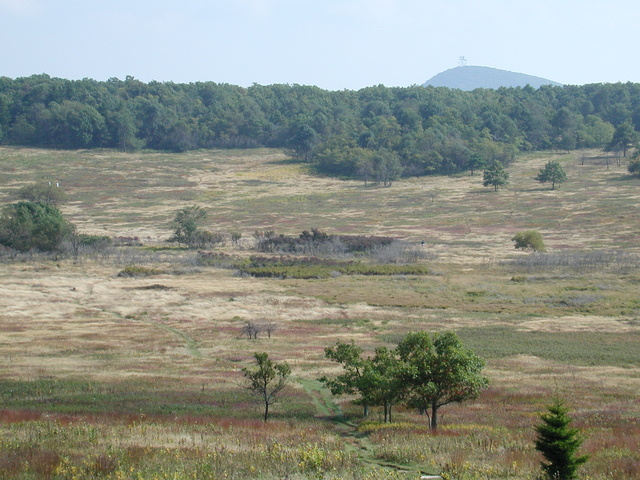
[322,331,488,427]
[2,75,640,179]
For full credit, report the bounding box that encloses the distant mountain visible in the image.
[423,65,563,90]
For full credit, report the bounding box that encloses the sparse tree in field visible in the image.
[321,341,371,417]
[0,201,75,252]
[397,331,488,430]
[512,230,546,252]
[536,161,567,190]
[535,399,589,480]
[17,182,67,205]
[230,231,242,246]
[242,352,291,422]
[170,205,207,248]
[242,321,261,340]
[322,332,487,426]
[362,346,405,423]
[482,160,509,191]
[322,341,405,421]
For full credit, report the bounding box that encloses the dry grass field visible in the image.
[0,146,638,479]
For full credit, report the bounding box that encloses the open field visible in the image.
[0,147,639,479]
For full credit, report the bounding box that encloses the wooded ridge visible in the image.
[0,75,638,177]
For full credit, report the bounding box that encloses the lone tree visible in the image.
[170,205,207,248]
[512,230,546,252]
[535,399,589,480]
[0,201,74,252]
[482,160,509,191]
[242,352,291,422]
[536,161,567,190]
[397,331,489,430]
[628,156,640,178]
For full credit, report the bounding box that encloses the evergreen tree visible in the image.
[482,160,509,191]
[536,161,567,190]
[535,399,589,480]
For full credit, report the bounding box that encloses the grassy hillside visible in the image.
[0,147,638,479]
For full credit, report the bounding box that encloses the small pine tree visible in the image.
[482,160,509,191]
[535,399,588,480]
[536,161,567,190]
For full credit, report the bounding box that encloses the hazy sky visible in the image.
[1,0,639,90]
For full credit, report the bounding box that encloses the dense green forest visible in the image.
[1,74,639,178]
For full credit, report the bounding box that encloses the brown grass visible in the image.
[0,147,639,479]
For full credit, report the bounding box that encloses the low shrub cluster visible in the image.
[117,265,164,278]
[199,253,428,279]
[507,250,640,273]
[253,228,395,255]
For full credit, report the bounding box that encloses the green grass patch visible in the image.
[456,326,640,367]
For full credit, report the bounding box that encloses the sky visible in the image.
[1,0,639,91]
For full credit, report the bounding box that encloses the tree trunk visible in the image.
[363,405,369,417]
[383,401,392,423]
[430,402,439,430]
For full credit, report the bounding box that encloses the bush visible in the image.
[512,230,546,252]
[117,265,163,277]
[17,182,67,205]
[0,201,74,252]
[253,228,396,255]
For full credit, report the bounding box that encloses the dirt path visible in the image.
[298,378,440,478]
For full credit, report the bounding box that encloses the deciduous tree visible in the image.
[170,206,207,248]
[397,331,488,429]
[242,353,291,422]
[512,230,546,252]
[607,120,636,157]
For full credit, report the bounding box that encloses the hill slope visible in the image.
[424,65,563,90]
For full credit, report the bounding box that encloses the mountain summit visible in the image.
[423,65,562,90]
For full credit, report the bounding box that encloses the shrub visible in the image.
[17,182,67,205]
[512,230,546,252]
[0,201,74,252]
[117,265,163,277]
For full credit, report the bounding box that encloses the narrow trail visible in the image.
[298,379,439,479]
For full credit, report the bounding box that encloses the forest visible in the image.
[0,74,639,178]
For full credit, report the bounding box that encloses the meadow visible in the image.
[0,146,638,479]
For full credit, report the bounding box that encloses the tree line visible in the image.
[1,75,640,177]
